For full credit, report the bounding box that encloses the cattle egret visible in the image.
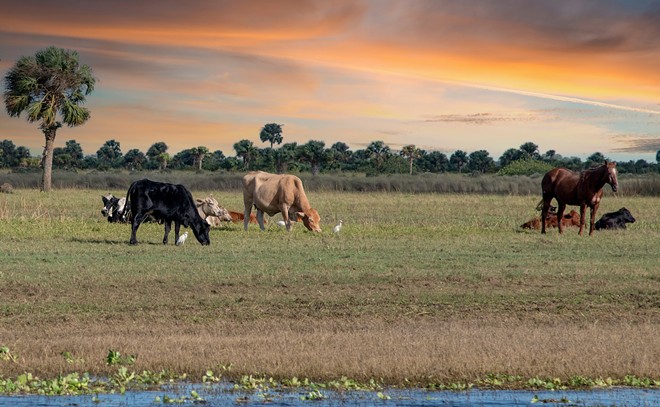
[177,232,188,245]
[333,220,343,234]
[276,220,286,228]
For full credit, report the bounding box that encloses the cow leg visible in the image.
[256,209,266,231]
[163,220,172,244]
[174,222,181,243]
[556,203,566,234]
[243,206,252,231]
[130,211,147,245]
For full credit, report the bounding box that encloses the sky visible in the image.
[1,0,660,163]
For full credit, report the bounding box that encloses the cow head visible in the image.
[618,207,636,224]
[190,218,211,245]
[296,208,321,232]
[195,195,231,218]
[101,194,119,217]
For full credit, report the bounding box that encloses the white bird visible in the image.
[176,231,188,245]
[333,220,343,234]
[276,220,286,228]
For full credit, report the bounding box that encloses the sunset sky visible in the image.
[1,0,659,162]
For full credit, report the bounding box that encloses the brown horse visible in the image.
[540,162,618,236]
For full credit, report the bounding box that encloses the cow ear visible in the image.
[296,211,306,219]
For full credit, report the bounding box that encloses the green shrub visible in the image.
[497,159,554,176]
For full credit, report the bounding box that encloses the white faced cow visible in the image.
[101,194,128,223]
[195,195,233,227]
[242,171,321,232]
[125,179,210,245]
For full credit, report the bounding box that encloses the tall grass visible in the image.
[0,189,658,384]
[2,170,660,195]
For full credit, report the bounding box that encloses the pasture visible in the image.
[0,188,658,386]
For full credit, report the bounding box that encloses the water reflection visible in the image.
[0,385,658,406]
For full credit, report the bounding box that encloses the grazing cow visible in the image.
[125,179,210,245]
[521,210,581,230]
[195,195,233,227]
[595,207,636,230]
[242,171,321,232]
[101,194,129,223]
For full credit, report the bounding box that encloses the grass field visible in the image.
[0,187,658,387]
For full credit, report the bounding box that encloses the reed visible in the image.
[1,170,659,195]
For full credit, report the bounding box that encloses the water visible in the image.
[0,385,658,407]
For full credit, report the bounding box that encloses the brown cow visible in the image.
[228,210,260,224]
[521,210,581,230]
[242,171,321,232]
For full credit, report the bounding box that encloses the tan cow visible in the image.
[242,171,321,232]
[195,195,232,226]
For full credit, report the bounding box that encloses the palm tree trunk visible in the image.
[41,127,58,192]
[409,157,413,175]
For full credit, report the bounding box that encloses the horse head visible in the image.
[605,161,618,192]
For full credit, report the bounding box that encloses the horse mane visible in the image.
[579,163,607,184]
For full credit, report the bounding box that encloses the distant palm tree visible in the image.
[234,139,256,170]
[192,146,209,170]
[3,46,96,191]
[400,144,421,175]
[260,123,284,148]
[366,141,391,173]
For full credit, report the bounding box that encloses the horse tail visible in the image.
[535,199,544,211]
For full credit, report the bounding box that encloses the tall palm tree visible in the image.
[3,46,96,191]
[234,139,256,170]
[192,146,209,170]
[259,123,284,148]
[400,144,421,175]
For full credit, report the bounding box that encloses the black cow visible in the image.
[101,194,129,223]
[594,207,636,231]
[125,179,210,245]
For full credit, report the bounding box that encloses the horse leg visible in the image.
[578,205,587,236]
[541,199,552,234]
[589,203,599,236]
[556,203,566,234]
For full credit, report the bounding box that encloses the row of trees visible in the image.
[3,46,660,192]
[2,135,660,176]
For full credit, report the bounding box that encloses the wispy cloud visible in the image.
[612,136,660,153]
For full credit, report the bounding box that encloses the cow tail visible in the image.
[124,182,134,223]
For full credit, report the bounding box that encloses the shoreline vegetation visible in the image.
[2,169,660,195]
[0,184,658,395]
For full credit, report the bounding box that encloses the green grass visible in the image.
[0,189,658,384]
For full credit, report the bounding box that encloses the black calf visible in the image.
[595,207,636,230]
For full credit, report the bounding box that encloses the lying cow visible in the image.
[242,171,321,232]
[521,210,581,230]
[101,194,129,223]
[125,179,210,245]
[595,207,636,230]
[228,210,260,224]
[195,195,233,227]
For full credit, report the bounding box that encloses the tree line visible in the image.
[3,46,659,195]
[2,131,659,176]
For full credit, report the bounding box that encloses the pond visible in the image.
[0,384,658,406]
